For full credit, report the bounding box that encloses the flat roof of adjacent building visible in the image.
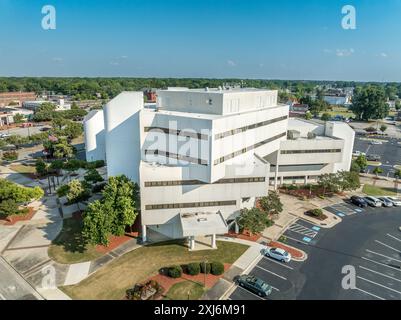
[180,211,228,237]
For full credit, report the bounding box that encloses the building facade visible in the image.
[84,88,354,248]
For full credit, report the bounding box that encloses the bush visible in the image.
[86,160,105,169]
[92,182,106,193]
[200,262,211,274]
[56,184,70,198]
[2,150,18,161]
[186,263,201,276]
[308,209,323,217]
[168,265,183,278]
[0,199,19,216]
[210,261,224,275]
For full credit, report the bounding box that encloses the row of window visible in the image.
[144,126,208,141]
[145,200,236,210]
[280,149,342,155]
[145,149,208,166]
[214,132,287,166]
[215,116,288,140]
[144,177,265,187]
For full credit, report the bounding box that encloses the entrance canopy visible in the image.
[179,211,228,237]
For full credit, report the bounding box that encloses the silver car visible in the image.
[384,197,401,207]
[263,246,292,263]
[364,196,383,207]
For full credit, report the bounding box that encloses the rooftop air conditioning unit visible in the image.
[307,132,317,139]
[287,130,300,140]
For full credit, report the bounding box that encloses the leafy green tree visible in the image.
[305,111,312,120]
[13,113,25,123]
[82,200,113,246]
[35,159,48,177]
[355,155,368,171]
[350,160,361,173]
[63,122,83,139]
[53,141,74,159]
[351,86,389,121]
[373,167,383,177]
[236,208,274,235]
[337,171,360,192]
[317,173,340,196]
[66,179,90,204]
[259,192,283,215]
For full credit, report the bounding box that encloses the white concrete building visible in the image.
[84,88,354,248]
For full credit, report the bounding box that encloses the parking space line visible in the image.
[357,276,401,295]
[355,287,385,300]
[262,256,294,270]
[235,286,266,300]
[361,257,401,273]
[255,265,287,280]
[359,266,401,283]
[387,234,401,243]
[374,240,401,254]
[366,249,401,263]
[284,235,310,245]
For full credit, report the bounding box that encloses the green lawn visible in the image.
[61,240,248,300]
[165,281,205,300]
[48,218,103,264]
[362,184,399,196]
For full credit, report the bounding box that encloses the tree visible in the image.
[53,141,74,159]
[321,112,331,121]
[82,175,139,245]
[373,167,383,177]
[82,200,113,246]
[13,113,24,124]
[63,122,83,139]
[355,155,368,171]
[337,171,360,192]
[259,192,283,215]
[379,124,388,133]
[351,86,389,121]
[317,173,340,196]
[35,159,48,177]
[236,208,273,235]
[395,169,401,180]
[66,179,90,205]
[350,161,361,173]
[305,111,312,120]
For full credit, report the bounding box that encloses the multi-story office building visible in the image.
[84,88,354,248]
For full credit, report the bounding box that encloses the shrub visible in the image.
[168,265,183,278]
[278,235,288,243]
[92,182,106,193]
[308,209,323,217]
[2,150,18,161]
[0,199,19,216]
[200,262,211,274]
[56,184,70,198]
[86,160,105,169]
[186,263,201,276]
[210,261,224,276]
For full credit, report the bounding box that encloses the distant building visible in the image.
[289,104,309,117]
[0,108,15,126]
[0,92,37,107]
[23,98,71,111]
[323,94,352,106]
[144,89,157,103]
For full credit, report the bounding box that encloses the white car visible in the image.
[0,133,11,139]
[384,197,401,207]
[263,247,292,263]
[364,196,383,207]
[370,141,383,145]
[353,151,366,157]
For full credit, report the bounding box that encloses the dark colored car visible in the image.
[350,196,368,208]
[236,275,273,297]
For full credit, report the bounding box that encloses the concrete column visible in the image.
[189,236,195,250]
[211,234,217,249]
[304,176,308,185]
[141,225,147,243]
[274,151,280,190]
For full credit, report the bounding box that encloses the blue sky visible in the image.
[1,0,401,81]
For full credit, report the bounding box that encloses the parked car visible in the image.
[236,275,273,297]
[40,127,51,132]
[366,154,381,161]
[364,196,383,207]
[350,196,368,208]
[378,197,394,207]
[0,133,11,138]
[382,196,401,207]
[370,141,383,145]
[263,246,292,263]
[353,151,366,157]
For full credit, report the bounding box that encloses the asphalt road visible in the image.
[0,256,42,300]
[353,136,401,177]
[0,125,49,138]
[229,205,401,300]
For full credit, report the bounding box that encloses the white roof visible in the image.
[179,211,228,237]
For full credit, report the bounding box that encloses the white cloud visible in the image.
[109,61,120,66]
[227,60,237,67]
[336,48,354,57]
[52,57,63,62]
[379,52,388,58]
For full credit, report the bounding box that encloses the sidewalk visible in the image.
[262,192,344,241]
[202,237,264,300]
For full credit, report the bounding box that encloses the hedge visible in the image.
[168,265,182,278]
[186,263,201,276]
[200,262,211,274]
[211,261,224,275]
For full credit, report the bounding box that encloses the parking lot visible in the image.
[229,204,401,300]
[353,136,401,177]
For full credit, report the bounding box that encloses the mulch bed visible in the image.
[0,207,36,226]
[280,188,335,200]
[225,231,261,242]
[268,241,304,259]
[149,263,231,298]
